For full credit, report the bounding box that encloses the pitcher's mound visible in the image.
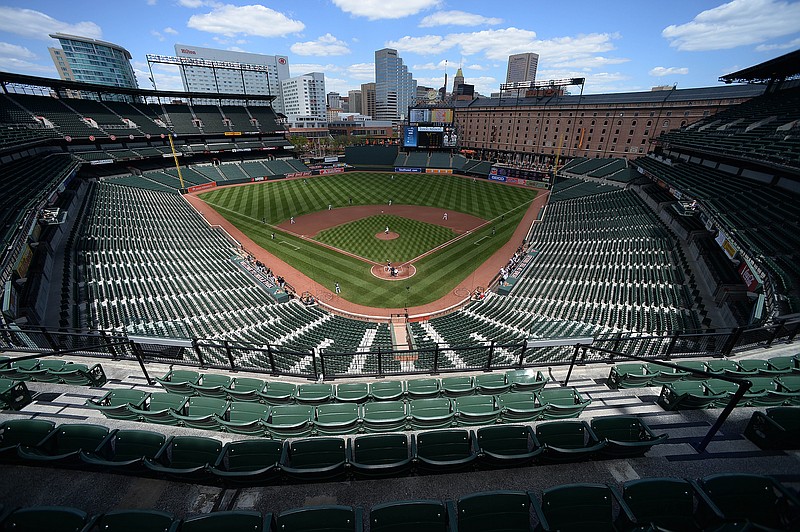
[376,231,399,240]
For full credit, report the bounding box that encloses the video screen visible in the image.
[403,125,458,149]
[408,107,454,124]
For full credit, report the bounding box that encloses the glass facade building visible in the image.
[49,33,138,89]
[374,48,417,123]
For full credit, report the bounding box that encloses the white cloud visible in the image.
[649,66,689,77]
[412,60,450,71]
[553,56,630,69]
[755,36,800,51]
[146,0,157,5]
[188,4,304,38]
[0,42,36,60]
[663,0,800,51]
[178,0,220,7]
[0,7,102,40]
[0,42,54,75]
[150,30,165,42]
[291,34,350,56]
[164,26,178,35]
[346,63,376,81]
[466,64,487,71]
[385,34,452,54]
[133,61,184,91]
[419,10,502,27]
[332,0,440,20]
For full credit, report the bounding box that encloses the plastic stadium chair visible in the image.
[672,360,711,381]
[536,420,605,462]
[210,439,283,485]
[369,380,405,401]
[315,403,361,435]
[280,437,348,482]
[361,401,407,433]
[704,359,741,376]
[590,415,668,458]
[449,491,534,532]
[454,395,500,426]
[177,510,270,532]
[703,378,768,407]
[128,392,189,425]
[657,382,724,410]
[334,382,369,403]
[410,398,454,430]
[775,375,800,404]
[216,401,270,436]
[80,429,167,471]
[370,500,448,532]
[767,356,799,374]
[441,376,476,397]
[274,505,363,532]
[532,483,630,532]
[476,425,542,468]
[155,369,200,395]
[696,474,800,531]
[144,435,222,481]
[348,433,413,479]
[16,359,68,383]
[189,373,232,399]
[170,396,229,430]
[50,363,107,387]
[224,377,266,402]
[744,406,800,449]
[85,389,149,421]
[506,369,549,392]
[295,383,334,405]
[619,477,715,532]
[0,359,39,380]
[740,377,797,407]
[407,378,441,399]
[537,388,591,419]
[87,509,176,532]
[497,392,546,422]
[0,419,55,459]
[734,359,788,377]
[606,364,656,389]
[0,378,32,411]
[414,429,478,474]
[643,363,690,385]
[475,373,511,395]
[259,381,296,405]
[264,404,314,438]
[0,506,91,532]
[17,423,111,463]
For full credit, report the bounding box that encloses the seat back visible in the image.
[168,436,222,468]
[622,478,698,531]
[352,434,409,465]
[275,505,361,532]
[536,421,587,449]
[48,424,110,454]
[456,491,532,532]
[0,419,55,448]
[539,484,615,531]
[0,506,89,532]
[111,430,167,461]
[287,438,346,468]
[477,425,533,455]
[222,440,283,472]
[371,500,447,532]
[179,510,266,532]
[700,474,795,528]
[416,430,471,461]
[590,416,644,443]
[91,509,175,531]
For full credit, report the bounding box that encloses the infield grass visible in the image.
[199,172,537,308]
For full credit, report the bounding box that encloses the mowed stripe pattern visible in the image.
[315,215,456,263]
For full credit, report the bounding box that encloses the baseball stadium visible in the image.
[0,48,799,530]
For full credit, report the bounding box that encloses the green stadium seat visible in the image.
[441,376,476,397]
[590,415,667,457]
[497,392,546,422]
[264,404,314,438]
[128,392,189,425]
[224,377,266,402]
[672,360,711,381]
[49,363,107,387]
[506,369,549,392]
[315,403,361,435]
[644,363,691,385]
[370,500,448,532]
[607,364,656,389]
[409,398,454,429]
[216,401,270,436]
[17,359,68,383]
[80,429,167,471]
[369,380,405,401]
[155,369,200,395]
[210,439,283,485]
[532,483,630,532]
[744,407,800,450]
[0,506,91,532]
[274,506,363,532]
[475,373,510,395]
[348,433,413,479]
[407,378,441,399]
[259,381,296,404]
[334,382,369,403]
[280,437,348,482]
[449,491,534,532]
[414,429,478,473]
[85,389,148,420]
[18,423,110,463]
[190,373,232,399]
[144,435,222,481]
[537,388,591,419]
[775,375,800,404]
[476,425,542,467]
[0,419,55,459]
[362,401,407,433]
[170,396,229,430]
[454,395,500,426]
[295,383,334,405]
[734,359,788,377]
[536,420,605,462]
[0,378,32,411]
[767,356,799,374]
[705,377,776,407]
[177,510,270,532]
[704,359,740,376]
[0,358,39,380]
[657,382,725,410]
[619,477,711,532]
[88,509,176,532]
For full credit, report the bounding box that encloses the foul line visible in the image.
[279,241,300,251]
[474,236,489,245]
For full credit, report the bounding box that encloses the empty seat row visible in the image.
[0,357,107,387]
[0,416,664,485]
[608,355,800,388]
[657,375,800,410]
[154,368,550,403]
[87,386,592,437]
[2,473,798,531]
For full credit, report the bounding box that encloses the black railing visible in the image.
[1,318,798,381]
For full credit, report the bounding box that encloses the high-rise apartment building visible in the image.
[360,82,376,118]
[348,90,362,115]
[49,33,138,89]
[505,52,539,85]
[281,72,326,126]
[173,44,290,114]
[374,48,417,123]
[326,92,341,109]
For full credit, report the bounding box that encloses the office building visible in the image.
[374,48,417,123]
[505,52,539,85]
[281,72,326,127]
[326,92,341,110]
[347,90,362,115]
[49,33,138,89]
[360,82,376,118]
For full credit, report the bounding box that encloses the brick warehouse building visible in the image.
[453,84,765,165]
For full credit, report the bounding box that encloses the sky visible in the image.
[1,0,799,98]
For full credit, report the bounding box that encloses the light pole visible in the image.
[405,286,410,319]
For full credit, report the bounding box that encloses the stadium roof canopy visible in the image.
[0,71,276,103]
[719,49,800,84]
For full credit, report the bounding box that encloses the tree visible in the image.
[288,135,309,153]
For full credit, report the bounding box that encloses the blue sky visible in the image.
[1,0,799,97]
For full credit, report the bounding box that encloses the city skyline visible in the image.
[0,1,799,98]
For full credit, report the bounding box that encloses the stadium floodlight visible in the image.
[525,336,594,349]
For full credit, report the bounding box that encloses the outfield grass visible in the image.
[315,214,456,263]
[199,172,537,308]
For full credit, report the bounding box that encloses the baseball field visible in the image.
[198,171,537,308]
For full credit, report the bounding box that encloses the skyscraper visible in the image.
[452,67,465,95]
[374,48,417,123]
[281,72,326,125]
[347,90,362,114]
[49,33,138,89]
[173,44,290,114]
[360,82,376,118]
[505,52,539,85]
[326,92,341,110]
